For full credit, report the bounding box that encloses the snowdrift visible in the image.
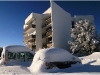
[79,52,100,65]
[29,48,81,73]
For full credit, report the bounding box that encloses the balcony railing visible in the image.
[24,24,36,32]
[46,17,51,22]
[46,30,52,37]
[47,37,52,43]
[47,42,52,48]
[46,27,52,32]
[27,44,36,50]
[24,35,36,42]
[42,17,51,28]
[23,32,27,36]
[24,37,36,43]
[24,35,36,40]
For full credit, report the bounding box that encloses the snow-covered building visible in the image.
[23,1,94,52]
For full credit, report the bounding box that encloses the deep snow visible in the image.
[29,48,81,73]
[0,66,31,74]
[0,50,100,74]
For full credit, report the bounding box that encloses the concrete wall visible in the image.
[33,13,43,52]
[50,1,72,51]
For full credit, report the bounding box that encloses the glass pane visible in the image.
[17,52,25,59]
[26,52,34,59]
[8,52,16,59]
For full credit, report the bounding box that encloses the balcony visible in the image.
[47,37,52,48]
[46,19,51,25]
[47,37,52,43]
[25,13,36,25]
[47,42,52,48]
[24,38,35,42]
[24,35,36,41]
[46,29,52,37]
[23,32,27,36]
[46,27,52,32]
[46,17,51,23]
[42,17,51,28]
[24,24,36,32]
[27,44,36,50]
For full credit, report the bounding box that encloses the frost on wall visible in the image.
[68,19,100,56]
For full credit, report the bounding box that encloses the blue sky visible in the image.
[0,1,100,47]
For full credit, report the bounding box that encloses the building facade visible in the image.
[23,1,94,52]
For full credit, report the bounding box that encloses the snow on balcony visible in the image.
[25,13,35,25]
[23,24,28,29]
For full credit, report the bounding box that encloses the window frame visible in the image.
[7,51,16,59]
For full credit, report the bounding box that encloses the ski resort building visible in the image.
[23,1,94,52]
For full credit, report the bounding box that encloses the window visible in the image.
[72,21,74,28]
[17,52,25,59]
[26,52,34,59]
[8,52,16,59]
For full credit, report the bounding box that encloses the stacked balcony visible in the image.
[46,30,52,37]
[24,35,36,42]
[24,24,36,32]
[42,16,51,28]
[24,34,36,51]
[46,26,52,36]
[27,44,36,51]
[42,16,53,48]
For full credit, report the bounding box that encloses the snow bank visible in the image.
[80,52,100,65]
[29,48,81,73]
[80,52,100,60]
[0,59,4,65]
[0,66,31,74]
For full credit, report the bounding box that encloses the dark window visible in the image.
[8,52,16,59]
[26,52,34,59]
[0,48,3,57]
[48,37,52,43]
[72,21,74,28]
[17,52,25,59]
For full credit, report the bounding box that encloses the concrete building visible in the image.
[23,1,94,52]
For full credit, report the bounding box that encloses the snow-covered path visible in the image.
[0,66,32,74]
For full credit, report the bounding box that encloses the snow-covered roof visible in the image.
[36,48,80,62]
[2,45,35,54]
[29,48,80,73]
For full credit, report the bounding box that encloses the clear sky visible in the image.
[0,1,100,47]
